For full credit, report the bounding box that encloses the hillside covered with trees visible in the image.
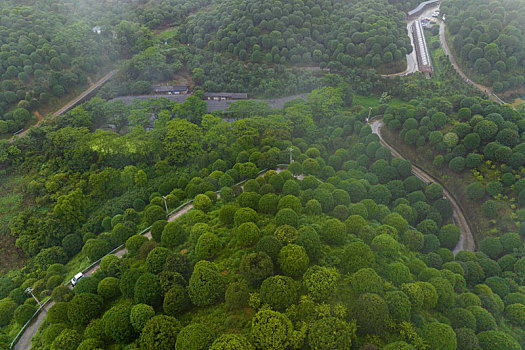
[441,0,525,93]
[179,0,412,73]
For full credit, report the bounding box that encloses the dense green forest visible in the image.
[0,84,522,350]
[3,0,525,348]
[179,0,412,73]
[441,0,525,93]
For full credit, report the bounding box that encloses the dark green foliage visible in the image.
[260,275,299,311]
[274,224,298,244]
[385,291,411,323]
[477,330,521,350]
[349,268,384,298]
[82,239,109,261]
[130,303,155,331]
[144,205,167,226]
[67,293,103,325]
[195,232,221,260]
[256,236,282,262]
[14,304,36,325]
[421,322,457,350]
[163,284,190,316]
[97,277,121,300]
[126,235,148,255]
[449,308,476,330]
[161,222,187,248]
[479,237,503,260]
[275,208,299,227]
[236,222,261,247]
[140,315,182,350]
[188,260,224,307]
[42,324,68,348]
[134,273,162,307]
[102,304,135,343]
[175,323,215,350]
[48,302,70,324]
[234,207,258,226]
[146,247,171,274]
[151,220,168,243]
[219,205,237,224]
[320,218,346,245]
[296,226,322,262]
[352,293,389,334]
[455,328,481,350]
[119,268,143,298]
[467,306,497,332]
[225,281,249,310]
[308,317,355,350]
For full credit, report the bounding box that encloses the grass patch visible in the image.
[157,28,179,40]
[354,95,405,108]
[64,254,91,283]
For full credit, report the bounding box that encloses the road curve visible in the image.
[370,119,475,254]
[438,20,503,104]
[12,167,290,350]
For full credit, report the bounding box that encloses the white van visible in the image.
[71,272,84,286]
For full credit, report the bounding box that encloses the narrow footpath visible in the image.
[370,119,475,254]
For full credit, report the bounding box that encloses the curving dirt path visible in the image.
[370,119,475,254]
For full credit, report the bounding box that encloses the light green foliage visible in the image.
[308,317,355,350]
[195,232,221,260]
[250,309,299,350]
[303,265,339,301]
[51,329,81,350]
[175,323,215,350]
[278,244,309,278]
[274,224,298,245]
[209,334,255,350]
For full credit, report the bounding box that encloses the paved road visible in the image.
[370,119,475,254]
[382,6,439,77]
[438,19,503,104]
[12,167,291,350]
[10,70,117,141]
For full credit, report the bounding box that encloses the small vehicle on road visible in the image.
[71,272,84,286]
[432,11,439,17]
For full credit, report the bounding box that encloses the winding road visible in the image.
[370,119,475,254]
[438,17,504,104]
[12,167,291,350]
[9,70,117,141]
